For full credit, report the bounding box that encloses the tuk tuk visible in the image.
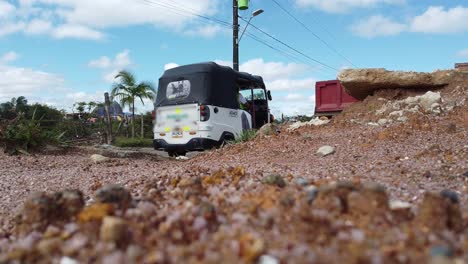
[153,62,273,157]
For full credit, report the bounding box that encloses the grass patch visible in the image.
[114,137,153,148]
[230,129,257,144]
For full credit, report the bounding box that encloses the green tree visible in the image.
[87,101,97,114]
[111,70,155,138]
[14,96,28,113]
[76,102,87,116]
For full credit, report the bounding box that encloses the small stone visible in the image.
[62,234,88,255]
[397,116,408,122]
[78,203,114,222]
[95,184,132,209]
[55,190,85,220]
[431,103,442,114]
[257,123,280,137]
[389,200,412,210]
[306,185,318,204]
[258,254,280,264]
[294,177,309,186]
[90,154,110,164]
[100,216,129,245]
[60,257,80,264]
[389,110,404,117]
[22,192,58,231]
[36,237,62,255]
[440,190,459,204]
[102,251,126,264]
[420,91,441,112]
[126,244,144,264]
[261,174,286,188]
[416,192,463,232]
[316,145,335,157]
[377,118,389,126]
[430,245,454,257]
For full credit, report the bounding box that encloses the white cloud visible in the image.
[0,0,222,40]
[0,51,19,64]
[350,15,406,38]
[457,48,468,58]
[285,93,303,101]
[351,6,468,38]
[0,1,15,18]
[103,69,120,83]
[216,59,310,81]
[24,19,52,35]
[164,63,179,70]
[295,0,404,13]
[184,24,223,38]
[0,22,26,36]
[88,50,132,83]
[271,93,316,117]
[0,66,66,100]
[65,91,105,104]
[51,24,104,40]
[88,56,112,69]
[410,6,468,34]
[268,78,316,91]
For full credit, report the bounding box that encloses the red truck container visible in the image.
[315,80,359,116]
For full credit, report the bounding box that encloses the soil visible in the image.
[0,80,467,263]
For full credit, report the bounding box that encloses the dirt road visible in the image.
[0,85,467,263]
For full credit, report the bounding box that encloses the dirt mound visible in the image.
[335,69,468,125]
[338,68,465,100]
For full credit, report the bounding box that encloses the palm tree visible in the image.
[76,102,87,115]
[111,70,156,138]
[87,101,97,114]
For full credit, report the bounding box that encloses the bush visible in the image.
[229,129,257,144]
[114,137,153,148]
[0,112,65,154]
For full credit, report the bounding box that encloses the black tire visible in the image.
[220,134,235,148]
[168,151,187,157]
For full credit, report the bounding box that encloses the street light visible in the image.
[238,9,264,44]
[233,0,264,71]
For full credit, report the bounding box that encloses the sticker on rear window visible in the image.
[167,80,190,100]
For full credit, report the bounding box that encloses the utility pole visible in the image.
[233,0,239,71]
[104,92,113,144]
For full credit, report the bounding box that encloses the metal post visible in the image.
[140,114,144,139]
[104,92,113,144]
[233,0,239,71]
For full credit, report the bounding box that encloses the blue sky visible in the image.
[0,0,467,116]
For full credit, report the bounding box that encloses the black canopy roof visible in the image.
[155,62,265,109]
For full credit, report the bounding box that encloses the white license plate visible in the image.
[172,130,183,138]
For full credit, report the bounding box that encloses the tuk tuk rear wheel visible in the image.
[168,151,187,157]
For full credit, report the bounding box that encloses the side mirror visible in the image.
[267,90,272,101]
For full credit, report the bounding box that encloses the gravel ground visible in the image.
[0,86,466,263]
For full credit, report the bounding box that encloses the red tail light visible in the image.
[200,105,210,121]
[152,110,156,119]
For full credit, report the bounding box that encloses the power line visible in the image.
[139,0,232,28]
[239,17,338,71]
[270,0,357,67]
[136,0,336,72]
[245,31,312,67]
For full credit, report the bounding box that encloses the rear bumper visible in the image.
[153,138,220,152]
